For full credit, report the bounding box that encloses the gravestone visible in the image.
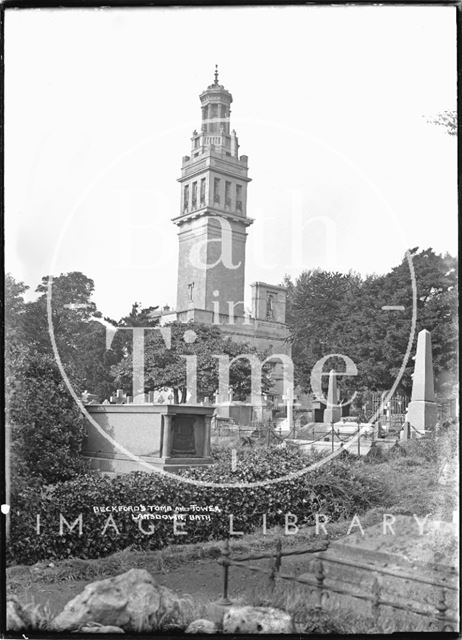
[406,329,437,434]
[323,369,342,423]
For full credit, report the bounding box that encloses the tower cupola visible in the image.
[200,65,232,135]
[188,66,240,158]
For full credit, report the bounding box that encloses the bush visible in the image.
[8,352,88,484]
[400,419,458,464]
[8,447,391,565]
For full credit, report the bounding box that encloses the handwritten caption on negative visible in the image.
[92,504,222,521]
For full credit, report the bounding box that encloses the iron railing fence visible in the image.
[216,538,458,633]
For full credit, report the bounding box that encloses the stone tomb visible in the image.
[83,404,214,474]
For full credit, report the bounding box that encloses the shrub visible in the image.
[8,447,391,565]
[8,352,88,484]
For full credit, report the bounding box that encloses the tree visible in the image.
[111,321,272,403]
[4,274,29,375]
[427,110,457,136]
[8,351,88,484]
[118,301,160,327]
[285,269,362,394]
[285,249,458,399]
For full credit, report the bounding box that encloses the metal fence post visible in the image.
[371,577,381,627]
[314,558,325,611]
[218,538,232,605]
[435,587,453,632]
[268,538,282,592]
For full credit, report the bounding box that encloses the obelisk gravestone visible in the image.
[323,369,342,424]
[406,329,437,434]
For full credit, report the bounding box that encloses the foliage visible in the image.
[112,321,273,403]
[7,351,89,484]
[118,301,160,327]
[427,110,457,136]
[5,273,93,483]
[285,248,458,398]
[8,449,390,564]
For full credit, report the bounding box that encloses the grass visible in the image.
[8,596,54,631]
[247,580,444,633]
[8,429,456,588]
[7,423,458,633]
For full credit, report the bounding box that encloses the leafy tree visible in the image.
[285,269,362,394]
[427,110,457,136]
[112,321,272,403]
[22,272,124,400]
[286,249,458,399]
[8,350,88,484]
[4,274,29,373]
[5,273,104,482]
[118,301,160,327]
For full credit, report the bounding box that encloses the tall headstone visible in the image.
[323,369,342,423]
[406,329,437,434]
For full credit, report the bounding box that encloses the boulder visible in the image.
[7,597,27,631]
[51,568,185,632]
[223,606,294,634]
[79,625,125,633]
[185,619,217,634]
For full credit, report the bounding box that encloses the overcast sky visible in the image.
[5,6,457,320]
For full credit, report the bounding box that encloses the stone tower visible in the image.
[172,67,253,320]
[162,69,290,408]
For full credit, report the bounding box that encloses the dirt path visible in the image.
[13,552,318,617]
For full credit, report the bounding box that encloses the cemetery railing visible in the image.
[216,538,458,633]
[216,538,329,604]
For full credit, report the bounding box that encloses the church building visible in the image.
[161,68,290,405]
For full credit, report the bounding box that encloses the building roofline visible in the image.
[250,282,287,291]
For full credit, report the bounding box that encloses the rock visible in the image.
[79,624,125,633]
[223,606,294,634]
[51,568,185,632]
[7,597,27,631]
[185,619,217,634]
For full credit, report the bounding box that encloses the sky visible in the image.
[5,6,457,320]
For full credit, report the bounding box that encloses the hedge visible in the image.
[8,447,390,565]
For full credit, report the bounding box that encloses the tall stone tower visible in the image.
[162,69,290,408]
[172,67,253,320]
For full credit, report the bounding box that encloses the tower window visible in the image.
[236,184,242,212]
[225,181,232,208]
[183,184,189,212]
[214,178,220,204]
[200,178,206,206]
[192,182,197,208]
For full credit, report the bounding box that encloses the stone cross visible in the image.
[110,389,127,404]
